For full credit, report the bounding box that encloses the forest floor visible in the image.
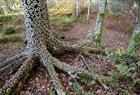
[0,12,140,95]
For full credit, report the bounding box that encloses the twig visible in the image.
[78,55,92,72]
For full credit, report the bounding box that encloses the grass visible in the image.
[0,34,20,42]
[0,15,13,23]
[4,26,16,35]
[56,16,79,29]
[0,14,24,42]
[0,14,24,25]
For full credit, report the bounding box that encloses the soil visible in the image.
[0,12,139,95]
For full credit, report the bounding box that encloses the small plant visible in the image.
[106,52,120,63]
[4,26,16,35]
[73,83,83,94]
[108,64,134,79]
[0,15,13,23]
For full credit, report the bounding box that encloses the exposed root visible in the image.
[64,44,105,55]
[0,53,26,69]
[38,46,95,94]
[39,46,65,95]
[42,63,65,95]
[51,43,104,56]
[1,44,139,95]
[0,44,105,95]
[0,54,37,95]
[0,56,27,77]
[15,72,32,94]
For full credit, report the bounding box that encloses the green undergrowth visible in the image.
[56,16,79,29]
[4,26,16,35]
[104,48,140,94]
[0,14,23,23]
[0,34,19,42]
[0,14,24,42]
[0,15,13,23]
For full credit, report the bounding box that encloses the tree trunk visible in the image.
[0,0,98,94]
[87,0,91,21]
[92,0,107,46]
[127,0,140,55]
[75,0,80,17]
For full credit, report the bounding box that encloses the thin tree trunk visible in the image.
[75,0,80,17]
[87,0,91,21]
[92,0,107,46]
[127,0,140,55]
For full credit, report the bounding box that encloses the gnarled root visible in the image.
[0,55,27,77]
[0,54,37,95]
[45,37,104,56]
[0,53,26,69]
[0,45,96,95]
[64,44,105,55]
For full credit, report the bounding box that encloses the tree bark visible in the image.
[92,0,107,46]
[127,0,140,55]
[75,0,80,17]
[87,0,91,21]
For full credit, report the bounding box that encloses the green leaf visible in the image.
[73,83,82,94]
[78,73,90,80]
[89,80,96,85]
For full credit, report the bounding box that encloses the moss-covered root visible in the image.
[65,45,105,55]
[52,58,94,79]
[127,24,140,55]
[0,54,37,95]
[51,43,105,56]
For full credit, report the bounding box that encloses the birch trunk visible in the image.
[93,0,107,46]
[75,0,80,17]
[127,0,140,55]
[87,0,91,21]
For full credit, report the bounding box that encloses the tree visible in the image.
[92,0,107,46]
[0,0,98,94]
[127,0,140,55]
[87,0,91,21]
[75,0,80,17]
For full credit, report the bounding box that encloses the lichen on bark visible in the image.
[93,0,107,46]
